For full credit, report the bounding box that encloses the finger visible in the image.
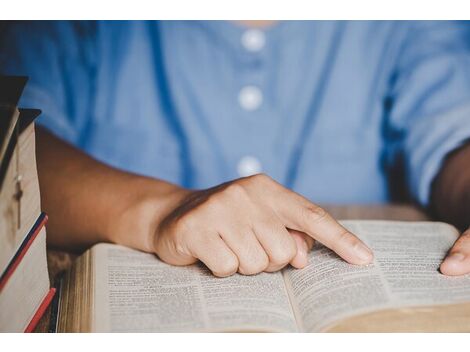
[275,192,373,265]
[252,214,298,272]
[154,226,198,266]
[440,229,470,276]
[219,228,269,275]
[288,229,314,269]
[288,229,315,250]
[188,231,239,277]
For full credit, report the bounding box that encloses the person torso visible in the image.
[75,21,405,203]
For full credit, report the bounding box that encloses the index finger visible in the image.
[274,190,374,265]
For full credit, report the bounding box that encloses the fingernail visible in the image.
[446,252,466,263]
[354,242,373,263]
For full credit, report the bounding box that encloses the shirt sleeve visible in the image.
[0,21,97,147]
[387,21,470,207]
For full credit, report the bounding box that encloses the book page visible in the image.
[283,221,470,332]
[0,227,49,332]
[92,244,298,332]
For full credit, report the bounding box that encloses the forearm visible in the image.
[35,127,373,277]
[36,127,187,252]
[431,142,470,230]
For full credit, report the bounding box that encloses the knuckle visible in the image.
[224,182,248,200]
[239,254,269,275]
[270,241,297,266]
[302,205,328,223]
[213,256,239,277]
[251,173,271,184]
[335,230,359,248]
[242,173,273,188]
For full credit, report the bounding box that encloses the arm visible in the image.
[381,22,470,276]
[36,127,184,253]
[37,127,373,277]
[431,142,470,276]
[6,22,372,277]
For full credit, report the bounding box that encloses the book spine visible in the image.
[0,212,48,291]
[24,287,56,333]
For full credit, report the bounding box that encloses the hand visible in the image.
[440,227,470,276]
[153,174,374,277]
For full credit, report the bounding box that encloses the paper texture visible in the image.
[0,227,49,332]
[86,221,470,332]
[92,244,298,332]
[283,221,470,332]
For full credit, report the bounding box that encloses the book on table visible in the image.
[57,220,470,332]
[0,75,53,333]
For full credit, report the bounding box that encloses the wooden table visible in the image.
[33,204,430,332]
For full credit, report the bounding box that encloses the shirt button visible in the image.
[238,85,263,111]
[241,29,265,52]
[237,156,262,177]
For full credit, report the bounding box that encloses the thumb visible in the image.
[440,228,470,276]
[288,229,315,269]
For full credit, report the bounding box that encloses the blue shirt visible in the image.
[2,21,470,205]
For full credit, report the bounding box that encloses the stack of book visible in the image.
[0,75,54,332]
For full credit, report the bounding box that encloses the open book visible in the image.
[57,220,470,332]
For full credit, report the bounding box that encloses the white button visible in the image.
[238,85,263,111]
[237,156,262,177]
[241,29,265,52]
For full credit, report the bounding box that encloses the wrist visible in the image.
[105,176,190,253]
[432,142,470,230]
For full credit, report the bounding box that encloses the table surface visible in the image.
[34,204,430,332]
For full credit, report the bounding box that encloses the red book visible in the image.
[0,213,54,332]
